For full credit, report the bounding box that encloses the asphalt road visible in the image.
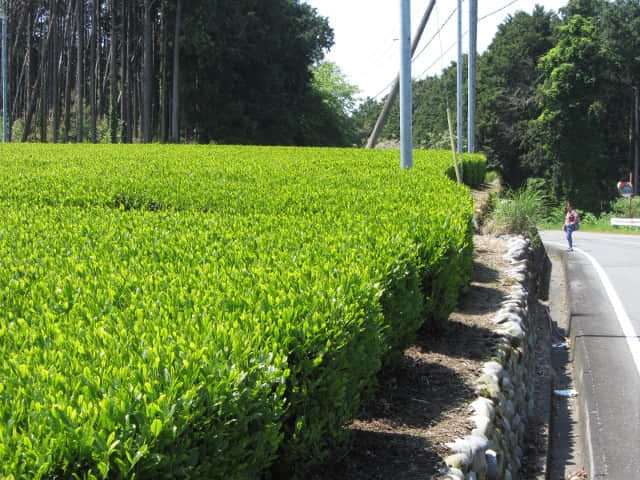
[540,230,640,479]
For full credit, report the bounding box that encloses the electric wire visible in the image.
[412,0,523,82]
[412,5,457,65]
[415,41,457,80]
[434,3,452,101]
[368,0,522,101]
[367,0,433,101]
[409,3,453,120]
[370,76,397,102]
[479,0,519,22]
[360,13,402,75]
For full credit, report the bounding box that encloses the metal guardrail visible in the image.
[610,217,640,227]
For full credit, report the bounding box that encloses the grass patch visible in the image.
[485,186,544,239]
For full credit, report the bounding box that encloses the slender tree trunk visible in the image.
[120,0,129,142]
[110,0,118,143]
[39,0,58,143]
[11,53,27,136]
[52,2,62,143]
[22,3,55,142]
[38,56,47,142]
[25,4,31,126]
[127,2,134,143]
[39,7,49,142]
[55,0,74,143]
[143,0,152,142]
[171,0,181,143]
[63,0,75,143]
[90,0,97,143]
[158,0,167,143]
[76,0,85,142]
[9,2,28,140]
[94,1,104,123]
[132,67,138,140]
[159,0,168,143]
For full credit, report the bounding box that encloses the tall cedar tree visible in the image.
[3,0,333,145]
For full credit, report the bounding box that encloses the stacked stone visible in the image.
[434,236,538,480]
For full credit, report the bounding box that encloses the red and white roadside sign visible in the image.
[618,181,633,197]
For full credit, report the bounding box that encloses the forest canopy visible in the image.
[0,0,339,145]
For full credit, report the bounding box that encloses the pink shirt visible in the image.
[565,210,578,226]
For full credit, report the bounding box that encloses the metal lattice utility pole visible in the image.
[400,0,412,169]
[0,9,7,143]
[468,0,477,154]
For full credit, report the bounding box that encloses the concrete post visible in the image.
[400,0,412,169]
[468,0,477,154]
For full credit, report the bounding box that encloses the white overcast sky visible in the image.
[304,0,568,101]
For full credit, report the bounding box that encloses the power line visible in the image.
[412,5,457,64]
[435,3,449,73]
[360,14,402,76]
[366,0,434,102]
[368,0,520,101]
[415,39,456,80]
[412,0,522,81]
[371,76,398,101]
[479,0,519,22]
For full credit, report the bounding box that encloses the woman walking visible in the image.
[562,203,579,251]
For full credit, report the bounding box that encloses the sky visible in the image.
[304,0,568,101]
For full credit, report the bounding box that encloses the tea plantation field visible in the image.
[0,144,483,479]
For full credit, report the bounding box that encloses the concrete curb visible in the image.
[534,251,553,480]
[561,248,605,479]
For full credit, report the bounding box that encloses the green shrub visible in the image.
[610,196,640,218]
[0,145,475,478]
[445,152,487,188]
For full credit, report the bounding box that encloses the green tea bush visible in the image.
[445,152,487,188]
[0,145,474,478]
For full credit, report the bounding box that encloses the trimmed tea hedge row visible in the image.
[0,144,466,213]
[445,152,487,188]
[0,145,477,479]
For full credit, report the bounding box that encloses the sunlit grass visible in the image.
[486,186,545,238]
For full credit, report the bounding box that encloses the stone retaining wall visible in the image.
[434,235,543,480]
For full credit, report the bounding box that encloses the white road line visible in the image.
[547,240,640,379]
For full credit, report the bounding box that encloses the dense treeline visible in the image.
[355,0,640,213]
[0,0,347,145]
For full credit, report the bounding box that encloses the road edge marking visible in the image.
[546,240,640,379]
[574,246,640,379]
